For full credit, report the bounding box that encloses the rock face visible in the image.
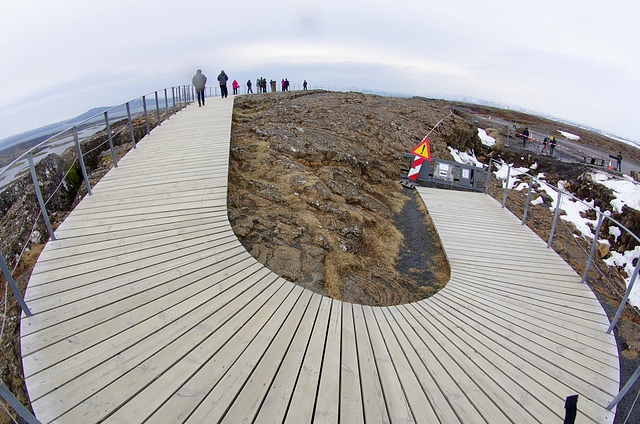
[228,91,486,305]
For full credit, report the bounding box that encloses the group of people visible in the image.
[192,69,308,102]
[541,136,557,155]
[191,69,232,105]
[518,126,558,156]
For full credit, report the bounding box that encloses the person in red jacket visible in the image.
[232,80,239,95]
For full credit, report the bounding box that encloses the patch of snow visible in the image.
[477,128,495,146]
[591,171,640,213]
[609,226,621,242]
[558,130,581,141]
[604,246,640,307]
[532,196,545,205]
[448,147,484,168]
[493,161,529,190]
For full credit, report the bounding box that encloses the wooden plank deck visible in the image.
[20,97,620,423]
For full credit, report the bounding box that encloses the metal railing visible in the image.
[0,84,198,423]
[484,157,640,412]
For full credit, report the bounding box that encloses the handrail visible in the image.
[485,158,640,411]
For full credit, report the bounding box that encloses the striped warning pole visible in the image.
[407,156,425,181]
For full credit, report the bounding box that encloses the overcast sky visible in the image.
[1,0,639,143]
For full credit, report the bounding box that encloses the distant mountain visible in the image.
[0,107,112,151]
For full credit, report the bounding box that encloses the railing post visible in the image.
[0,381,40,423]
[27,152,56,242]
[547,191,563,248]
[103,111,118,168]
[502,164,511,208]
[484,158,493,195]
[164,88,169,120]
[73,126,93,196]
[155,91,161,126]
[172,87,176,115]
[580,212,605,284]
[126,102,136,149]
[142,95,149,135]
[607,260,640,334]
[522,175,533,225]
[607,364,640,411]
[0,254,32,317]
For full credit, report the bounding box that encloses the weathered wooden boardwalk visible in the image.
[21,97,619,423]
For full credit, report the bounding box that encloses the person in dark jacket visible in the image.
[247,79,253,93]
[218,70,229,98]
[192,69,207,107]
[522,127,529,147]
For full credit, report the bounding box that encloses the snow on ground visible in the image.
[591,171,640,213]
[447,147,483,168]
[492,161,530,190]
[478,128,495,146]
[558,130,581,141]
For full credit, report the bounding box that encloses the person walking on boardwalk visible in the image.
[247,79,253,93]
[218,70,229,98]
[232,80,239,95]
[192,69,207,107]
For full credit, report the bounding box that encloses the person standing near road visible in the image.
[617,152,623,171]
[192,69,207,107]
[522,127,530,147]
[542,136,548,153]
[610,152,623,171]
[218,70,229,98]
[550,137,557,155]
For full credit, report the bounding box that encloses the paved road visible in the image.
[475,115,640,176]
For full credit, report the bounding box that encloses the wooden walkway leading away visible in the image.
[21,97,620,423]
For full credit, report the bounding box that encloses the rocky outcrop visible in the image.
[228,91,483,305]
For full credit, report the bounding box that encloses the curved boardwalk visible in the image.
[21,97,619,423]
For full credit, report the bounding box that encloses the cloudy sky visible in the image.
[1,0,639,142]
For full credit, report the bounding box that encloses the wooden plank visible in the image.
[314,299,342,424]
[23,255,263,385]
[382,307,485,423]
[285,296,332,424]
[31,269,280,424]
[253,293,324,423]
[362,306,414,423]
[352,304,389,423]
[444,280,617,357]
[371,307,444,423]
[118,281,298,424]
[340,302,364,423]
[174,285,306,423]
[417,296,615,424]
[219,290,317,423]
